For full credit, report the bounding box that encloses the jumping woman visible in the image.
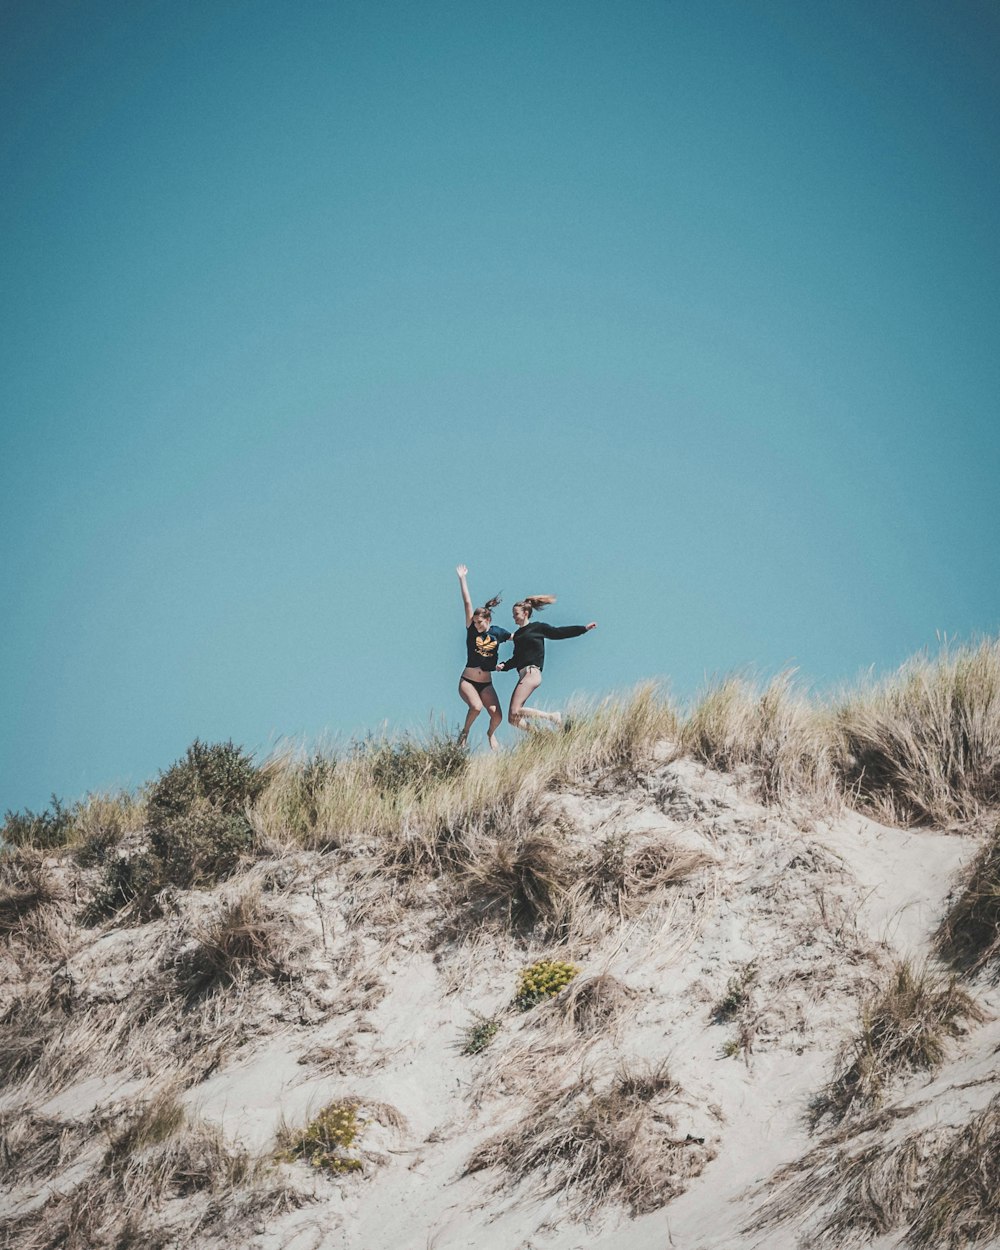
[456,565,511,751]
[497,596,597,731]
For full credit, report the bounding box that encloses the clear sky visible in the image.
[2,0,998,811]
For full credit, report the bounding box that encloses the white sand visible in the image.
[3,755,996,1250]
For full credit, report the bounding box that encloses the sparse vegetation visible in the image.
[811,960,984,1125]
[174,889,292,1000]
[713,962,758,1023]
[514,958,580,1011]
[466,1060,711,1217]
[936,823,1000,975]
[462,1014,502,1055]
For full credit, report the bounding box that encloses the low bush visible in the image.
[514,959,580,1011]
[148,739,265,821]
[811,961,984,1125]
[278,1098,404,1177]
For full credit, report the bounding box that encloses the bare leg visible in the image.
[508,669,561,732]
[479,682,503,751]
[458,678,484,745]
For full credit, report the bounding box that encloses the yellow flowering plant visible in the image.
[514,959,580,1011]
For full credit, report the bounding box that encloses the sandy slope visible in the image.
[2,755,995,1250]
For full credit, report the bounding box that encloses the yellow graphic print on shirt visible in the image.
[475,633,498,660]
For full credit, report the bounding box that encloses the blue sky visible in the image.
[2,0,998,810]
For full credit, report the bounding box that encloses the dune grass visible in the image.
[834,638,1000,827]
[935,821,1000,975]
[811,960,984,1125]
[466,1059,711,1217]
[681,671,838,807]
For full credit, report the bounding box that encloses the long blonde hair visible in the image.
[514,595,556,619]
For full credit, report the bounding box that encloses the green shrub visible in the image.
[149,805,255,889]
[147,740,265,821]
[713,962,758,1023]
[514,959,580,1011]
[462,1015,501,1055]
[84,849,163,922]
[278,1101,363,1174]
[1,795,76,850]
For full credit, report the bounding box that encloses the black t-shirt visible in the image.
[465,624,512,671]
[506,621,588,671]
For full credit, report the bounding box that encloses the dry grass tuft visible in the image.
[174,888,293,1000]
[908,1092,1000,1248]
[935,823,1000,976]
[745,1110,939,1247]
[454,829,575,938]
[547,973,634,1037]
[835,638,1000,826]
[466,1060,712,1218]
[0,849,63,937]
[584,834,710,918]
[682,671,837,806]
[811,960,985,1125]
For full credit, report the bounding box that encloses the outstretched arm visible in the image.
[456,564,473,627]
[537,622,597,640]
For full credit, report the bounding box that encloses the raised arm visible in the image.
[456,564,474,627]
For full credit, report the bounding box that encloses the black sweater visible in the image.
[503,621,588,672]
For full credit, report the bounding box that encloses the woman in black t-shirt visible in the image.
[456,564,511,751]
[497,595,597,731]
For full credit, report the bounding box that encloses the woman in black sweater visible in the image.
[497,595,596,731]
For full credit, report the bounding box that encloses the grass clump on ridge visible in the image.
[811,960,984,1126]
[681,671,836,806]
[252,684,677,862]
[834,637,1000,827]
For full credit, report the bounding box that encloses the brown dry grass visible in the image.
[466,1060,712,1218]
[811,961,985,1125]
